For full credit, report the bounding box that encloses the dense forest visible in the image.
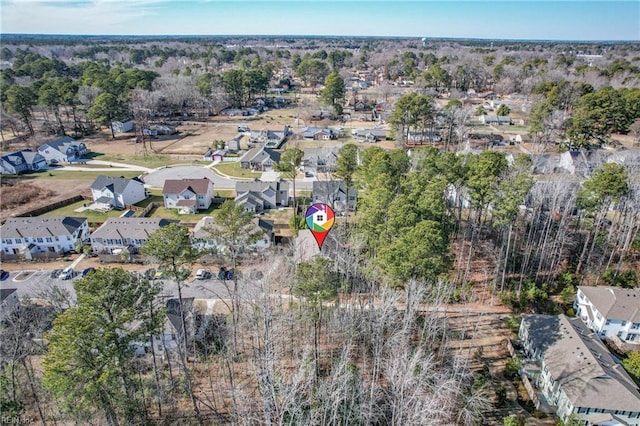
[1,36,640,425]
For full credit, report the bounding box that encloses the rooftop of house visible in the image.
[577,286,640,323]
[91,175,144,193]
[192,216,272,240]
[521,314,640,412]
[312,180,356,198]
[239,147,281,164]
[1,149,46,166]
[235,180,289,194]
[39,136,81,150]
[1,216,87,239]
[0,288,17,303]
[91,218,170,240]
[162,178,213,195]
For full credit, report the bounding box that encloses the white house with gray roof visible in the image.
[0,149,47,175]
[519,314,640,425]
[37,136,89,164]
[574,286,640,344]
[0,216,89,260]
[90,218,170,254]
[90,175,147,210]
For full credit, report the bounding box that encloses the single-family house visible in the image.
[303,146,341,174]
[574,286,640,344]
[0,288,19,322]
[0,149,47,175]
[249,126,288,148]
[0,216,89,260]
[518,314,640,424]
[352,128,387,143]
[235,181,290,213]
[407,131,442,143]
[90,175,147,210]
[37,136,89,164]
[163,178,214,214]
[300,127,337,140]
[192,216,274,253]
[111,120,134,134]
[239,147,281,171]
[479,115,512,126]
[90,218,170,254]
[312,180,357,213]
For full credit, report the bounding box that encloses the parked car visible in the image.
[82,267,96,276]
[196,269,211,280]
[154,270,165,279]
[217,267,227,280]
[50,269,62,279]
[60,268,74,280]
[0,269,9,281]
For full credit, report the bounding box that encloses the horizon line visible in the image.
[1,33,638,43]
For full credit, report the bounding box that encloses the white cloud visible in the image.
[1,0,168,34]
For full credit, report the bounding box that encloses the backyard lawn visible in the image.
[42,200,128,221]
[146,203,220,223]
[213,162,262,179]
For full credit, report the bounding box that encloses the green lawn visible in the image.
[42,200,129,221]
[146,203,220,223]
[213,162,262,179]
[135,195,163,208]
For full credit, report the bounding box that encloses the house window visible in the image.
[632,323,640,329]
[46,237,52,242]
[606,319,612,325]
[622,320,627,326]
[617,331,624,338]
[37,238,43,243]
[578,407,586,414]
[14,238,21,244]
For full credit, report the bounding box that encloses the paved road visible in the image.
[0,268,265,305]
[144,165,238,190]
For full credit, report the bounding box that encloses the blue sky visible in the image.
[1,1,638,40]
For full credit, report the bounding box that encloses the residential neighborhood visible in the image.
[1,26,640,426]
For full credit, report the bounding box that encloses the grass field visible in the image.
[41,200,127,221]
[146,204,219,222]
[213,162,262,179]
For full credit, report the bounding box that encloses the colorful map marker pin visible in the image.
[305,203,335,250]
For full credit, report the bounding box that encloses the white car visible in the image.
[195,269,211,280]
[60,267,74,280]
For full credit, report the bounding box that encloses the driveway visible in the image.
[144,165,237,190]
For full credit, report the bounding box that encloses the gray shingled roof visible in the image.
[91,218,170,240]
[239,147,281,164]
[521,314,640,412]
[578,286,640,323]
[91,175,143,193]
[1,216,87,239]
[0,288,17,303]
[235,180,289,194]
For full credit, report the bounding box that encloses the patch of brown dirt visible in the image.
[0,178,92,222]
